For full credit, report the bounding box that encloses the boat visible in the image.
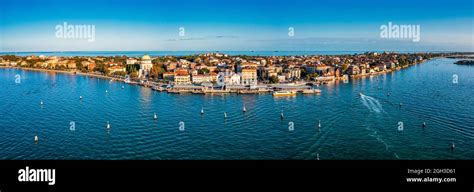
[302,89,322,94]
[273,90,297,96]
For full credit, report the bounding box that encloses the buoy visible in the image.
[40,101,43,105]
[399,102,402,107]
[318,120,321,131]
[243,105,246,113]
[201,107,204,115]
[106,121,111,129]
[34,135,38,143]
[224,112,227,119]
[316,153,320,160]
[154,112,157,120]
[80,96,83,100]
[422,122,426,128]
[451,142,455,150]
[280,110,284,119]
[387,93,390,97]
[106,90,108,93]
[122,86,125,89]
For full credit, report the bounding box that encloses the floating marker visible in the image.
[122,86,125,89]
[106,121,111,129]
[201,107,204,115]
[243,105,246,113]
[34,135,38,143]
[422,122,426,128]
[451,142,455,150]
[316,153,320,160]
[80,96,83,100]
[224,112,227,119]
[40,101,43,105]
[280,110,284,119]
[154,112,157,120]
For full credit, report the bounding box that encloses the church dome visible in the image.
[142,55,151,60]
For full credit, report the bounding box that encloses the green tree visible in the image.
[269,75,279,83]
[300,67,308,78]
[96,63,108,74]
[130,71,138,79]
[198,68,210,74]
[150,64,165,81]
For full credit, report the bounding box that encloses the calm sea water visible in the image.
[0,58,473,159]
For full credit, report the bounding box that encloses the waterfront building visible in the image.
[209,72,218,83]
[138,55,153,79]
[87,62,96,71]
[315,65,332,76]
[241,68,258,85]
[192,74,211,84]
[126,58,138,65]
[108,66,126,74]
[283,68,301,81]
[348,65,360,75]
[174,69,191,85]
[218,72,241,86]
[163,72,175,81]
[375,63,387,71]
[67,62,77,69]
[278,75,286,82]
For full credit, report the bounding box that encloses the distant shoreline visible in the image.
[2,51,472,57]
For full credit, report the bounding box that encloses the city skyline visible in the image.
[1,0,473,52]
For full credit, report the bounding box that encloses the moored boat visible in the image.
[273,90,297,96]
[302,89,322,94]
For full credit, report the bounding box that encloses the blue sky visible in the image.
[1,0,473,52]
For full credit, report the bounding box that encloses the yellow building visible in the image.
[241,68,257,85]
[174,69,191,84]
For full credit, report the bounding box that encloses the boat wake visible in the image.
[360,93,385,113]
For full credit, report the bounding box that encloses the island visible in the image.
[454,60,474,65]
[0,52,468,95]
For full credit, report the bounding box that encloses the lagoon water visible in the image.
[0,58,473,159]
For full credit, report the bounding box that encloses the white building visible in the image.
[192,75,211,84]
[217,72,241,86]
[138,55,153,79]
[126,58,138,65]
